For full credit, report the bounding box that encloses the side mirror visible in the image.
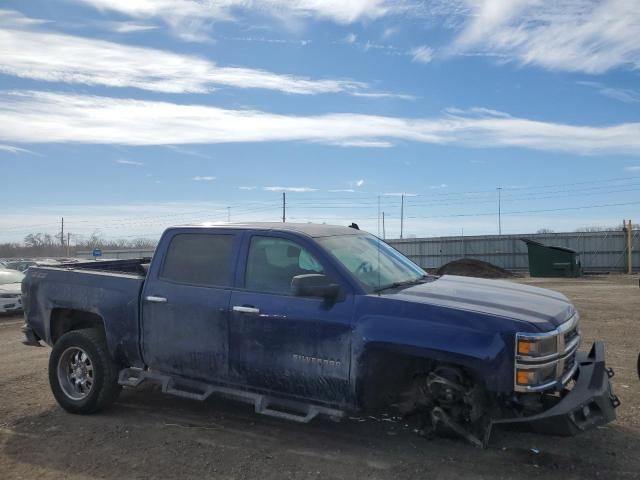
[291,274,340,300]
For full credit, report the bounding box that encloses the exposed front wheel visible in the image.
[48,328,121,414]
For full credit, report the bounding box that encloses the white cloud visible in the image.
[264,186,318,192]
[329,189,356,193]
[0,144,33,154]
[410,45,434,64]
[104,21,159,33]
[1,91,640,155]
[345,33,357,44]
[331,139,395,148]
[452,0,640,74]
[115,159,144,166]
[73,0,405,40]
[383,192,419,197]
[351,91,416,101]
[382,26,398,39]
[356,179,365,187]
[430,183,448,189]
[0,20,370,96]
[238,186,257,190]
[193,176,217,181]
[578,81,640,104]
[625,166,640,172]
[0,9,49,28]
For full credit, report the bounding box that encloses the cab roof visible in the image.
[172,222,365,238]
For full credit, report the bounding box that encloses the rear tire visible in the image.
[48,328,121,414]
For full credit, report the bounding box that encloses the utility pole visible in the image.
[377,195,381,237]
[282,192,286,223]
[60,217,65,247]
[382,212,386,240]
[400,194,404,239]
[497,187,502,235]
[624,219,633,274]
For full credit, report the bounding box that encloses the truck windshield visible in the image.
[317,234,427,293]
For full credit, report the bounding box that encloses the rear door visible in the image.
[228,233,354,404]
[141,230,239,382]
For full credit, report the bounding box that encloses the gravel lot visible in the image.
[1,275,639,479]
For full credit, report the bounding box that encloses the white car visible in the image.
[0,268,24,314]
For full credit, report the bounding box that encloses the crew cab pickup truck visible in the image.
[21,223,619,446]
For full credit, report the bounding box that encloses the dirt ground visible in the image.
[1,275,639,479]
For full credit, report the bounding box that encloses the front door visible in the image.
[229,234,353,404]
[141,231,238,382]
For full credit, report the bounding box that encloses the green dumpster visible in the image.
[521,239,582,278]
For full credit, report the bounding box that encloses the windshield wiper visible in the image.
[373,275,429,293]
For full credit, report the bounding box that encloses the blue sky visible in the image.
[1,0,639,242]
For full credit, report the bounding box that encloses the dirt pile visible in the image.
[436,258,515,279]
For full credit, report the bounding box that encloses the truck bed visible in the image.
[54,257,152,277]
[22,260,148,368]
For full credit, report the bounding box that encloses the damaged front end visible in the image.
[495,341,620,436]
[395,342,619,448]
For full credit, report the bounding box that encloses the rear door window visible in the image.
[160,233,234,287]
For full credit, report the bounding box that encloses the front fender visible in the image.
[350,295,524,396]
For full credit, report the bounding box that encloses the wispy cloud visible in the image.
[115,159,144,166]
[578,81,640,104]
[264,186,318,192]
[193,176,217,181]
[72,0,407,40]
[344,33,357,44]
[238,186,257,190]
[383,192,419,197]
[625,166,640,172]
[0,17,372,96]
[351,92,416,101]
[451,0,640,74]
[103,21,159,34]
[430,183,448,189]
[2,91,640,155]
[328,189,356,193]
[410,45,434,64]
[0,144,33,154]
[331,140,395,148]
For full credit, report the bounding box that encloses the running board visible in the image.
[118,368,344,424]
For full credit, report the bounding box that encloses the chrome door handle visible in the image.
[232,306,260,314]
[145,295,167,303]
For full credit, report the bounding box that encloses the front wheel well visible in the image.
[356,348,484,412]
[50,309,105,345]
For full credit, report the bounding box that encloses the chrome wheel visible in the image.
[57,347,94,400]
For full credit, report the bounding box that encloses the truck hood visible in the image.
[383,275,574,331]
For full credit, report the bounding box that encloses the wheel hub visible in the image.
[57,346,94,400]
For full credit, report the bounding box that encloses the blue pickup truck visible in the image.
[21,223,619,446]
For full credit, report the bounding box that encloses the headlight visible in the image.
[516,364,557,388]
[514,314,581,392]
[516,334,558,359]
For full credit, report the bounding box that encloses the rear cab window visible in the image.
[160,233,235,287]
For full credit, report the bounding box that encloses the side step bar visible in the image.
[118,368,344,424]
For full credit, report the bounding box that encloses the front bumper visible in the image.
[0,299,22,314]
[495,341,620,435]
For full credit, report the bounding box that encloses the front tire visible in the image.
[48,328,121,414]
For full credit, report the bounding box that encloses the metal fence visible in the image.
[387,230,639,273]
[78,229,639,273]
